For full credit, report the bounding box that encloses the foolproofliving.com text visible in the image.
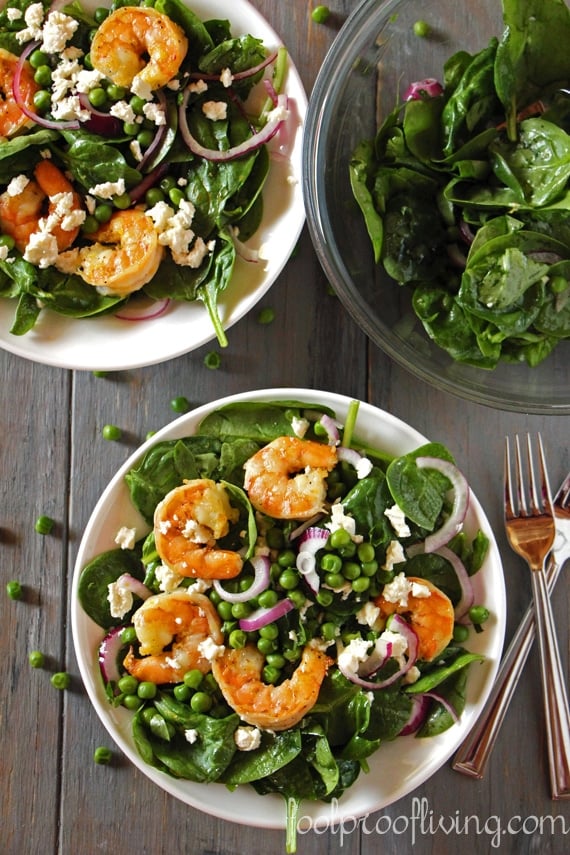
[296,796,570,849]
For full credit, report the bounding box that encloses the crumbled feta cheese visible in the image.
[167,79,181,91]
[189,578,211,594]
[356,601,381,627]
[220,68,233,88]
[143,102,166,126]
[187,79,208,95]
[130,140,144,162]
[384,504,411,538]
[6,8,22,21]
[51,94,89,122]
[114,526,136,550]
[7,175,29,196]
[146,199,214,268]
[355,456,373,479]
[15,2,44,43]
[234,726,261,751]
[155,563,185,593]
[291,417,310,438]
[41,11,79,53]
[0,245,9,261]
[403,665,421,685]
[198,637,225,662]
[107,578,133,619]
[337,637,372,675]
[381,571,431,606]
[131,75,153,101]
[110,101,137,124]
[309,636,335,652]
[325,502,363,543]
[74,68,105,94]
[23,232,59,268]
[202,100,228,121]
[184,728,199,744]
[89,179,126,200]
[382,541,407,573]
[181,519,212,544]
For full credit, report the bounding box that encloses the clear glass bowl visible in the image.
[302,0,570,414]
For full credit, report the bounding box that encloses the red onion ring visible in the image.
[113,572,152,602]
[138,90,168,171]
[403,78,444,101]
[434,545,475,620]
[318,414,340,445]
[399,693,431,735]
[338,614,419,691]
[422,690,460,723]
[415,456,469,552]
[212,554,270,603]
[78,93,122,136]
[98,626,125,684]
[296,526,329,593]
[13,41,81,130]
[238,597,294,631]
[114,297,171,322]
[179,91,288,162]
[228,227,260,263]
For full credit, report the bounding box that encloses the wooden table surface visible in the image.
[2,1,570,853]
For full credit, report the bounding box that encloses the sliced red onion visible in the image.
[179,91,288,162]
[319,414,340,445]
[212,554,270,603]
[434,545,475,620]
[337,446,373,479]
[422,690,460,723]
[415,456,469,552]
[114,297,171,322]
[14,42,81,130]
[98,626,125,684]
[138,91,168,171]
[187,50,278,83]
[114,572,152,601]
[228,227,260,263]
[263,77,278,106]
[238,597,294,631]
[403,78,444,101]
[399,693,431,735]
[338,615,419,691]
[128,162,170,204]
[296,526,328,594]
[78,93,122,136]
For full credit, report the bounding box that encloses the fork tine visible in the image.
[515,434,528,515]
[534,433,553,514]
[504,436,516,519]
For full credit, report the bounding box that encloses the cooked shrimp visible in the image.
[0,47,39,137]
[122,590,223,684]
[212,644,332,731]
[243,436,337,520]
[65,208,163,296]
[0,160,83,253]
[374,576,454,662]
[154,479,243,580]
[90,7,188,92]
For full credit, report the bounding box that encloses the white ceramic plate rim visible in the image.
[71,388,506,829]
[0,0,307,370]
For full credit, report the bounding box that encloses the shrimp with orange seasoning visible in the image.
[0,47,39,137]
[89,6,188,92]
[211,644,332,731]
[243,436,337,520]
[0,160,84,256]
[59,208,164,296]
[122,590,223,684]
[374,576,455,662]
[153,479,244,580]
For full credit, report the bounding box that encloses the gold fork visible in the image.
[504,434,570,800]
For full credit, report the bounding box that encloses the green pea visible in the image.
[117,674,139,694]
[277,549,296,568]
[170,395,190,413]
[35,514,54,535]
[81,215,100,234]
[183,669,203,689]
[287,589,306,609]
[257,637,276,655]
[413,19,431,37]
[216,600,233,621]
[328,528,352,550]
[357,542,376,564]
[113,192,131,210]
[88,87,107,108]
[257,307,275,325]
[352,576,370,594]
[265,653,286,669]
[316,589,334,607]
[29,49,50,69]
[258,623,279,640]
[160,175,177,194]
[263,665,281,684]
[93,746,112,764]
[33,90,51,114]
[229,629,247,649]
[324,572,344,589]
[94,203,114,224]
[469,605,490,626]
[93,7,110,24]
[257,589,279,609]
[29,650,45,668]
[137,681,157,699]
[173,683,192,701]
[551,275,568,294]
[321,622,337,641]
[129,95,147,115]
[203,350,221,370]
[145,187,165,207]
[190,691,212,713]
[278,569,299,590]
[311,5,330,24]
[0,234,15,251]
[231,602,251,619]
[320,553,342,574]
[136,129,154,149]
[106,84,127,102]
[361,560,379,577]
[203,673,218,693]
[453,623,470,643]
[83,53,94,71]
[168,187,185,208]
[338,541,356,558]
[342,561,361,580]
[6,580,22,600]
[34,65,52,88]
[102,424,121,441]
[51,672,71,690]
[122,693,143,710]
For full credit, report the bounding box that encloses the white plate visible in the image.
[0,1,306,370]
[71,388,506,829]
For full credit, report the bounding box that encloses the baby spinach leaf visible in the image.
[221,729,301,785]
[405,651,485,695]
[386,444,455,529]
[78,544,145,628]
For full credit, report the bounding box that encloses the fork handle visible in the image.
[452,557,560,779]
[531,565,570,800]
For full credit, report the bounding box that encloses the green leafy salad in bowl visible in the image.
[0,0,304,365]
[73,390,504,851]
[351,0,570,369]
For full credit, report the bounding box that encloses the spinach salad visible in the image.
[350,0,570,368]
[0,0,289,345]
[78,398,490,852]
